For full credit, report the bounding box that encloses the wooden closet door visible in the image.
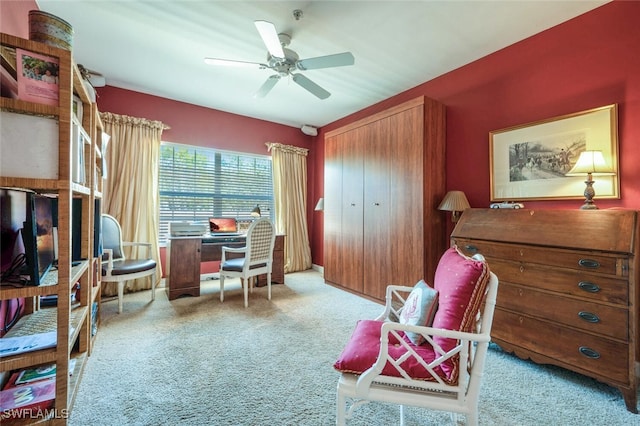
[323,134,342,285]
[339,129,364,293]
[363,117,392,300]
[388,105,426,286]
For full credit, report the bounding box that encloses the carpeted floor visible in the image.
[69,270,639,425]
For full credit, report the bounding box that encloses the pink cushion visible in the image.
[431,246,490,378]
[333,319,452,383]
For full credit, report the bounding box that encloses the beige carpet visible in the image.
[69,270,639,425]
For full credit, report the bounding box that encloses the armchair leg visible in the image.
[117,282,124,314]
[220,275,225,302]
[243,278,249,308]
[151,272,157,301]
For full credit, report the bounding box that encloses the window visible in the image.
[158,142,273,244]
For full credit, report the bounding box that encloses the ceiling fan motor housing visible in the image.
[268,47,299,76]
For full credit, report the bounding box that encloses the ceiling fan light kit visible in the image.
[204,19,354,100]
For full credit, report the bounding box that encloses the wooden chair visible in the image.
[335,250,498,425]
[219,218,276,308]
[101,214,157,313]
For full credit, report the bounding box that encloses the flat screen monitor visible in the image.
[208,217,237,234]
[21,194,55,286]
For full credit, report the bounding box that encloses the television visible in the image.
[208,217,238,235]
[21,193,55,286]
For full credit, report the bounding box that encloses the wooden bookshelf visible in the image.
[0,32,102,424]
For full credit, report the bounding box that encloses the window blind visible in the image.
[158,142,273,244]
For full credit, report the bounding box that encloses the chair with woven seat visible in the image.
[334,247,499,425]
[101,214,157,314]
[219,217,276,308]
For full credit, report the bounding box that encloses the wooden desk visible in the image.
[165,234,285,300]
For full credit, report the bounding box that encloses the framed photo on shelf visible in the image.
[489,104,619,201]
[16,48,59,106]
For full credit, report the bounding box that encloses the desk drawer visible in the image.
[489,258,628,305]
[497,282,628,340]
[493,308,629,384]
[453,238,627,276]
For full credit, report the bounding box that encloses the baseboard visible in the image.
[311,264,324,276]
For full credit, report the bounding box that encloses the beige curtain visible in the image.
[266,142,312,273]
[100,112,168,296]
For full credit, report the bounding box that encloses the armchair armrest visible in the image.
[221,245,247,263]
[102,248,114,275]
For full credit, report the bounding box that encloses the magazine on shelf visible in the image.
[0,331,56,358]
[15,363,56,385]
[16,48,59,106]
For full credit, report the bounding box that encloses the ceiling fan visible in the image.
[204,20,355,100]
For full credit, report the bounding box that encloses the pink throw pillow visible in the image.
[431,246,490,378]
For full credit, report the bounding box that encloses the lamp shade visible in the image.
[438,191,471,212]
[566,150,615,176]
[314,198,324,211]
[251,205,261,217]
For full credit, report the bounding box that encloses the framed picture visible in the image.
[489,104,619,201]
[16,48,59,106]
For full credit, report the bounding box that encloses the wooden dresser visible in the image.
[451,208,639,413]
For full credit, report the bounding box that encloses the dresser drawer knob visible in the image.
[464,245,478,253]
[578,281,601,293]
[578,259,600,269]
[579,346,601,359]
[578,311,600,323]
[519,265,525,273]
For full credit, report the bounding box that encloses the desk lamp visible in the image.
[565,150,615,210]
[251,205,261,217]
[438,191,470,223]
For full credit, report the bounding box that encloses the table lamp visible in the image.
[438,191,470,223]
[565,150,615,210]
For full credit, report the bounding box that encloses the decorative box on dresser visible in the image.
[451,208,639,413]
[323,96,446,302]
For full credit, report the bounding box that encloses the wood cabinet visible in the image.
[324,96,446,301]
[166,238,201,300]
[0,32,102,424]
[451,208,639,413]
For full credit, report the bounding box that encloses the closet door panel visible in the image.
[323,135,342,285]
[389,106,425,285]
[340,130,364,292]
[362,118,393,300]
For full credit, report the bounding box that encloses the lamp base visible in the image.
[580,175,598,210]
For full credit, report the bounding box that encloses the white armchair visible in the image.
[335,249,499,425]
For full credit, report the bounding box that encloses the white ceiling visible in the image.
[36,0,609,129]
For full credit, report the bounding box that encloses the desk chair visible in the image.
[219,218,276,308]
[101,214,157,313]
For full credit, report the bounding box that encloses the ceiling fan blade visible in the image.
[255,75,280,98]
[204,57,265,68]
[254,20,285,59]
[292,74,331,100]
[296,52,355,71]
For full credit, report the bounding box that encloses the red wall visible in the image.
[5,1,639,272]
[312,0,640,266]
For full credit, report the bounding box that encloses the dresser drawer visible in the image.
[454,238,628,277]
[489,258,628,305]
[497,282,628,340]
[493,308,629,384]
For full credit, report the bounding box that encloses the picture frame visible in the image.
[489,104,619,201]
